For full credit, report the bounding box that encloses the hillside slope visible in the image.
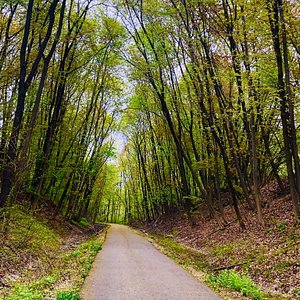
[137,182,300,299]
[0,205,107,299]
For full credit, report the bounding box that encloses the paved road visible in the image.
[81,224,221,300]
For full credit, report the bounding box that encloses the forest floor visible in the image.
[0,204,107,299]
[135,181,300,300]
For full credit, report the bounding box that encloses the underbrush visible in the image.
[0,206,62,280]
[148,234,285,300]
[56,292,81,300]
[208,270,264,300]
[0,205,107,300]
[139,189,298,299]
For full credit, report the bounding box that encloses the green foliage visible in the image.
[0,0,24,6]
[80,217,89,226]
[1,0,299,297]
[212,243,235,258]
[6,286,42,300]
[208,270,264,300]
[292,287,300,299]
[0,206,62,275]
[275,222,288,232]
[151,234,272,299]
[7,274,59,300]
[7,237,102,299]
[93,163,125,223]
[56,292,81,300]
[72,217,90,228]
[3,211,105,300]
[62,237,102,281]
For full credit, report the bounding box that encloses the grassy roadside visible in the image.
[141,232,287,300]
[0,206,109,300]
[133,191,299,300]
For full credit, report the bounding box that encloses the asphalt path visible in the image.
[81,224,221,300]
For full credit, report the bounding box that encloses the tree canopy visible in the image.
[0,0,299,227]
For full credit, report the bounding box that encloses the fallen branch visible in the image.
[211,260,253,272]
[153,216,161,227]
[206,219,238,237]
[0,278,11,288]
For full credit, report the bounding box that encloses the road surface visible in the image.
[81,224,221,300]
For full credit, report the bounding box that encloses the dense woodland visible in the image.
[0,0,125,223]
[118,0,300,228]
[0,0,299,229]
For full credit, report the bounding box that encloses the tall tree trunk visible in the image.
[0,0,59,207]
[267,0,300,219]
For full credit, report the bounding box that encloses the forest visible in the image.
[0,0,299,299]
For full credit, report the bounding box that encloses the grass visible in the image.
[151,235,210,271]
[0,206,62,272]
[208,270,264,300]
[212,243,235,258]
[0,206,107,300]
[56,292,81,300]
[147,234,282,300]
[5,235,104,300]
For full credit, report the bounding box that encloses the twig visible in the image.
[211,260,253,272]
[0,278,11,288]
